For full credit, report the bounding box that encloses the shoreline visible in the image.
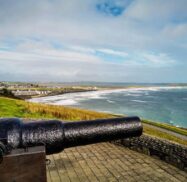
[28,84,187,99]
[28,86,187,130]
[0,96,187,147]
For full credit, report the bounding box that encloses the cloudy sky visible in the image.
[0,0,187,83]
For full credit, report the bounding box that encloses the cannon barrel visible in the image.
[0,117,142,155]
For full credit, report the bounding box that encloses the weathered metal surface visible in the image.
[0,117,142,155]
[0,146,46,182]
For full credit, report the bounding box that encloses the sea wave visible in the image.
[52,99,78,105]
[107,99,115,103]
[131,100,147,103]
[28,86,187,106]
[125,93,142,96]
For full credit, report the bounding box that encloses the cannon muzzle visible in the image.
[0,117,142,155]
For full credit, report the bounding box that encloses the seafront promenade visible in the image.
[47,142,187,182]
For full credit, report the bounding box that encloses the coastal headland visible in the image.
[0,82,187,179]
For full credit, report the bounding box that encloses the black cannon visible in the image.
[0,117,142,155]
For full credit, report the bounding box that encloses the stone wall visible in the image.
[113,134,187,171]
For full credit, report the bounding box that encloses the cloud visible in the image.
[162,23,187,39]
[0,0,187,82]
[97,49,128,57]
[126,0,187,23]
[142,52,175,66]
[0,49,101,64]
[66,45,96,54]
[0,0,186,50]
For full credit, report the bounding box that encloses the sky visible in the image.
[0,0,187,83]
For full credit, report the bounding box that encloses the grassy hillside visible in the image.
[0,97,113,120]
[0,96,186,146]
[143,119,187,136]
[143,126,187,146]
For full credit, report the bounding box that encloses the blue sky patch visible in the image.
[95,50,127,63]
[50,41,64,49]
[0,38,23,51]
[96,0,132,17]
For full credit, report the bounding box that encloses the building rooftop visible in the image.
[47,142,187,182]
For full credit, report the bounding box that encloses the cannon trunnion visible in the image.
[0,117,142,155]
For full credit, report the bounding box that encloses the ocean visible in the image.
[29,85,187,128]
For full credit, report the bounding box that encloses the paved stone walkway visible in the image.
[47,143,187,182]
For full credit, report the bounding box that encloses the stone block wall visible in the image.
[113,134,187,171]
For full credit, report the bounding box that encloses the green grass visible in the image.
[0,96,113,120]
[144,125,187,146]
[0,96,186,146]
[0,97,26,117]
[143,119,187,136]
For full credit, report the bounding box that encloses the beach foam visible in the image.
[28,86,187,128]
[107,99,115,103]
[28,86,187,106]
[131,100,147,103]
